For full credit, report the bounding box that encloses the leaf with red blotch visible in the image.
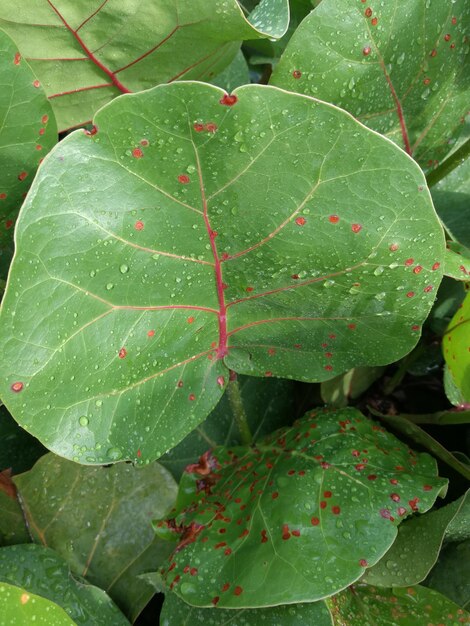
[0,0,289,131]
[270,0,470,171]
[0,28,56,277]
[0,469,16,499]
[0,82,445,465]
[155,407,447,608]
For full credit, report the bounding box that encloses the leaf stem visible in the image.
[426,137,470,188]
[227,371,252,445]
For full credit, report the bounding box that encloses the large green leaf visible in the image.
[161,590,333,625]
[326,583,469,625]
[0,27,56,276]
[0,544,129,625]
[270,0,470,170]
[155,407,446,608]
[14,454,177,622]
[425,540,470,610]
[0,0,288,131]
[0,82,446,464]
[0,580,77,625]
[444,292,470,402]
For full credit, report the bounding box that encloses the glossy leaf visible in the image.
[0,27,56,276]
[156,407,446,608]
[0,544,129,625]
[14,454,177,622]
[326,583,469,626]
[365,492,468,587]
[161,590,333,625]
[270,0,470,169]
[445,490,470,543]
[444,363,469,407]
[321,366,384,408]
[0,581,77,625]
[0,0,288,131]
[444,292,470,402]
[0,82,445,464]
[444,242,470,281]
[160,375,297,479]
[425,540,470,610]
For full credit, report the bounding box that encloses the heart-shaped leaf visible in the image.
[0,27,56,276]
[0,581,77,625]
[443,292,470,402]
[155,407,447,608]
[0,544,130,625]
[326,583,469,625]
[0,82,445,464]
[0,0,288,131]
[270,0,470,170]
[14,454,177,622]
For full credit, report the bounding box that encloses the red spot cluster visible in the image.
[194,122,218,133]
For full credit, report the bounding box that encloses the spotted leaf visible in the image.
[0,581,77,626]
[156,407,447,608]
[443,292,470,402]
[0,0,288,131]
[270,0,470,170]
[0,82,445,464]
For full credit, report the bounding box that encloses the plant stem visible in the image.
[383,344,425,396]
[426,137,470,188]
[227,371,252,445]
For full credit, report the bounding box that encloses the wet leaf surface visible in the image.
[443,292,470,402]
[0,580,77,625]
[425,539,470,610]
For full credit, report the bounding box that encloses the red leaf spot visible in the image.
[140,139,149,146]
[325,352,333,358]
[295,216,306,226]
[450,42,456,48]
[292,529,301,537]
[265,371,272,377]
[380,508,392,519]
[178,174,190,184]
[220,94,238,106]
[222,583,230,592]
[282,524,291,540]
[390,478,399,485]
[321,461,331,469]
[351,223,362,233]
[390,493,400,502]
[320,501,327,509]
[409,497,419,511]
[397,506,407,516]
[211,597,220,606]
[423,484,432,491]
[214,542,227,549]
[134,220,144,230]
[423,77,431,85]
[311,516,320,526]
[288,469,296,475]
[432,262,440,271]
[33,79,40,88]
[36,145,42,151]
[177,380,184,388]
[413,265,423,274]
[189,394,196,401]
[206,122,218,133]
[261,529,268,543]
[424,285,433,293]
[329,334,336,339]
[365,8,372,17]
[363,46,371,56]
[359,559,368,567]
[405,258,414,266]
[324,491,333,498]
[217,376,225,387]
[147,330,155,337]
[18,172,28,181]
[246,286,254,292]
[224,547,232,555]
[194,123,204,132]
[0,193,6,200]
[348,323,356,330]
[14,52,21,65]
[352,450,360,457]
[272,492,279,499]
[444,34,451,41]
[5,220,13,229]
[389,243,399,251]
[452,16,457,24]
[324,365,333,371]
[406,291,415,298]
[137,449,142,458]
[430,49,437,57]
[132,148,143,159]
[234,586,243,596]
[332,506,341,515]
[355,464,366,471]
[11,382,24,393]
[118,348,127,359]
[41,114,49,124]
[329,215,339,224]
[84,125,98,136]
[292,70,302,79]
[412,324,420,331]
[187,316,195,324]
[371,17,378,25]
[367,474,377,481]
[291,274,300,280]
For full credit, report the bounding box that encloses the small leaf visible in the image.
[270,0,470,169]
[14,454,177,622]
[444,242,470,281]
[0,544,129,625]
[443,292,470,402]
[156,407,446,608]
[0,581,77,626]
[0,27,56,276]
[0,82,445,464]
[321,366,385,408]
[425,539,470,610]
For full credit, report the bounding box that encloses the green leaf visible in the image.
[0,0,288,131]
[326,583,469,625]
[0,544,129,625]
[0,580,77,625]
[432,191,470,249]
[0,27,56,276]
[0,82,445,465]
[444,242,470,281]
[445,490,470,543]
[161,590,333,625]
[0,485,29,547]
[160,375,298,480]
[211,51,250,93]
[156,407,446,608]
[321,366,385,408]
[270,0,470,169]
[444,292,470,402]
[444,363,469,407]
[14,454,177,622]
[365,492,468,587]
[425,540,470,610]
[0,405,45,474]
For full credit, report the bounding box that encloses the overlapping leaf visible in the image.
[14,454,177,622]
[270,0,470,169]
[156,407,446,608]
[443,292,470,402]
[0,0,288,130]
[0,28,56,276]
[0,82,446,464]
[0,544,129,625]
[425,540,470,609]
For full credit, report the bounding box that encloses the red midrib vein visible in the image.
[46,0,131,94]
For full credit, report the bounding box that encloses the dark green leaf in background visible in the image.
[425,539,470,610]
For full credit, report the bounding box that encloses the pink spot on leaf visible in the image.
[11,382,24,393]
[220,94,238,106]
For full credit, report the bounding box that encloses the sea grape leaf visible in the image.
[14,454,177,622]
[161,590,333,625]
[425,540,470,610]
[444,242,470,281]
[432,191,470,249]
[326,583,470,626]
[155,407,447,608]
[0,82,446,465]
[0,581,77,626]
[445,490,470,543]
[444,363,469,407]
[211,50,250,93]
[0,480,29,546]
[270,0,470,170]
[444,292,470,402]
[0,27,56,276]
[427,277,466,336]
[321,366,385,408]
[0,544,129,626]
[0,405,46,474]
[0,0,288,131]
[160,374,297,480]
[365,492,468,587]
